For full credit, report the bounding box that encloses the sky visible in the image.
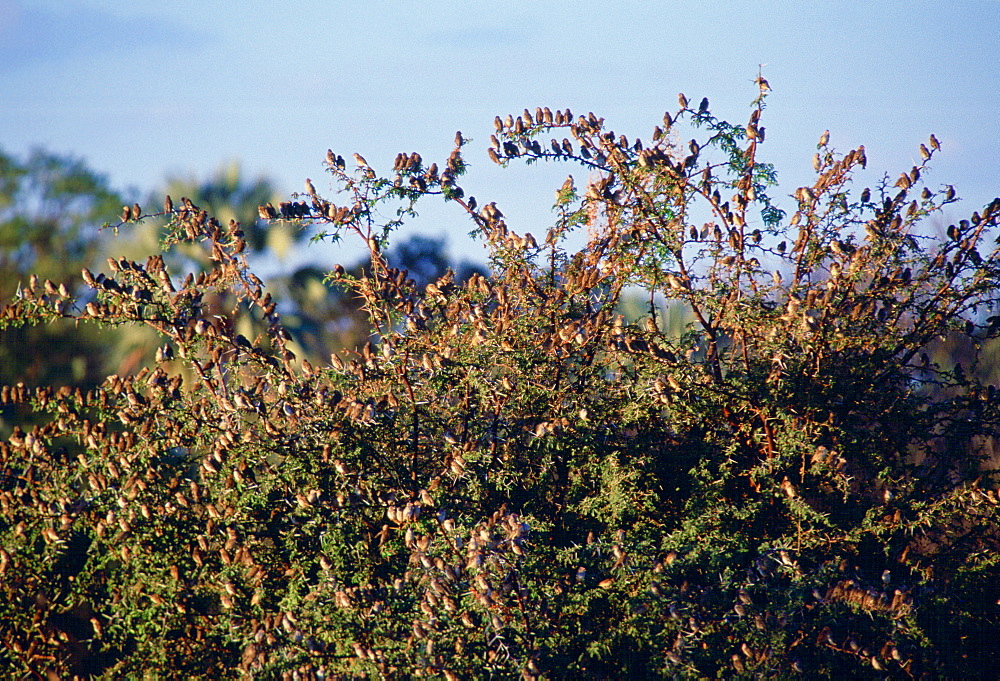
[1,0,998,270]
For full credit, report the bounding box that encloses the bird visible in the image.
[818,130,830,147]
[698,97,709,113]
[678,93,688,109]
[353,153,369,167]
[163,195,173,214]
[305,178,316,195]
[560,175,574,195]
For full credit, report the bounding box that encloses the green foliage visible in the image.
[2,82,1000,679]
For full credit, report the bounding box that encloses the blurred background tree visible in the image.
[0,148,120,299]
[0,147,123,426]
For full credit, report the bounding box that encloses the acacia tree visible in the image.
[1,79,999,679]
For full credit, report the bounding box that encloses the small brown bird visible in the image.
[678,93,688,109]
[818,130,830,147]
[132,203,142,220]
[164,195,173,214]
[305,178,316,195]
[353,153,369,167]
[121,205,131,222]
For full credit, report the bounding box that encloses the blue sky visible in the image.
[2,0,997,267]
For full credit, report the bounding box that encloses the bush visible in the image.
[2,80,999,678]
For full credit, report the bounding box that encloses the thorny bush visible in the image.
[2,78,1000,678]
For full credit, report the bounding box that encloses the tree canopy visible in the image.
[1,81,1000,678]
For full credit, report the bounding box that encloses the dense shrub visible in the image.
[2,80,1000,678]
